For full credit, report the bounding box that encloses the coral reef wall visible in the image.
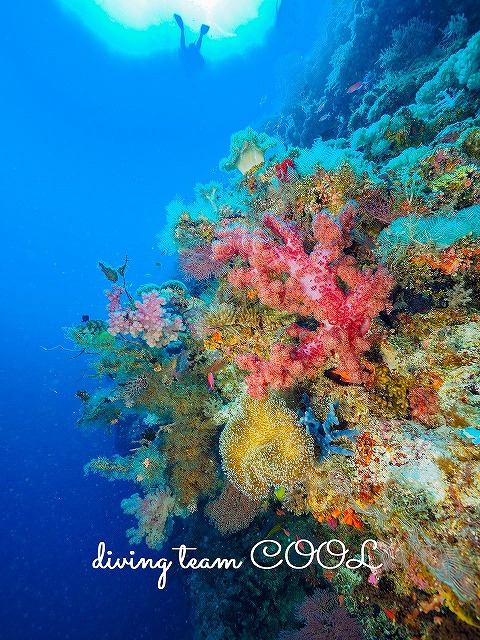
[68,4,480,639]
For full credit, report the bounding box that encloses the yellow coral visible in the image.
[219,394,316,499]
[370,363,410,418]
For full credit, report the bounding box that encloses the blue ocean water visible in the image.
[3,1,480,638]
[0,2,326,639]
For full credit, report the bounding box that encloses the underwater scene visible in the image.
[2,0,480,638]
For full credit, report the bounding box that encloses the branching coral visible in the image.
[84,441,167,492]
[213,201,394,397]
[179,245,225,280]
[106,287,184,348]
[379,18,436,72]
[121,489,176,549]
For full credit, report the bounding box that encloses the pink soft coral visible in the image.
[107,288,184,348]
[213,202,394,398]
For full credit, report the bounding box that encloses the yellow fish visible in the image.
[265,523,282,538]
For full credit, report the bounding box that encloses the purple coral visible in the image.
[278,589,362,640]
[106,288,184,348]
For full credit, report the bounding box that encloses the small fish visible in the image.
[377,172,390,180]
[383,608,396,622]
[266,523,282,538]
[207,371,215,390]
[81,315,89,323]
[155,262,162,267]
[325,368,353,385]
[295,535,305,551]
[347,81,363,93]
[282,528,290,537]
[325,517,338,530]
[259,94,267,106]
[171,358,177,370]
[319,113,330,121]
[316,101,326,112]
[274,486,286,501]
[276,508,286,516]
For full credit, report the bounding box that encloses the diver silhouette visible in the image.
[174,14,210,71]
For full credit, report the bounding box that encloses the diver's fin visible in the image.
[174,14,184,29]
[200,24,210,36]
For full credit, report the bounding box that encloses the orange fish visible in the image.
[282,528,290,537]
[276,508,286,516]
[326,368,353,384]
[383,608,396,622]
[295,535,305,551]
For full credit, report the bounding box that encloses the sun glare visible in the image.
[57,0,281,58]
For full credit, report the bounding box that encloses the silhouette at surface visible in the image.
[174,13,210,72]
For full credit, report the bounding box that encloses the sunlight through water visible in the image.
[57,0,281,58]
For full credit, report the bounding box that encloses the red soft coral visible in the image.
[213,202,394,398]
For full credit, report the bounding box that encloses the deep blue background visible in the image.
[0,1,328,638]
